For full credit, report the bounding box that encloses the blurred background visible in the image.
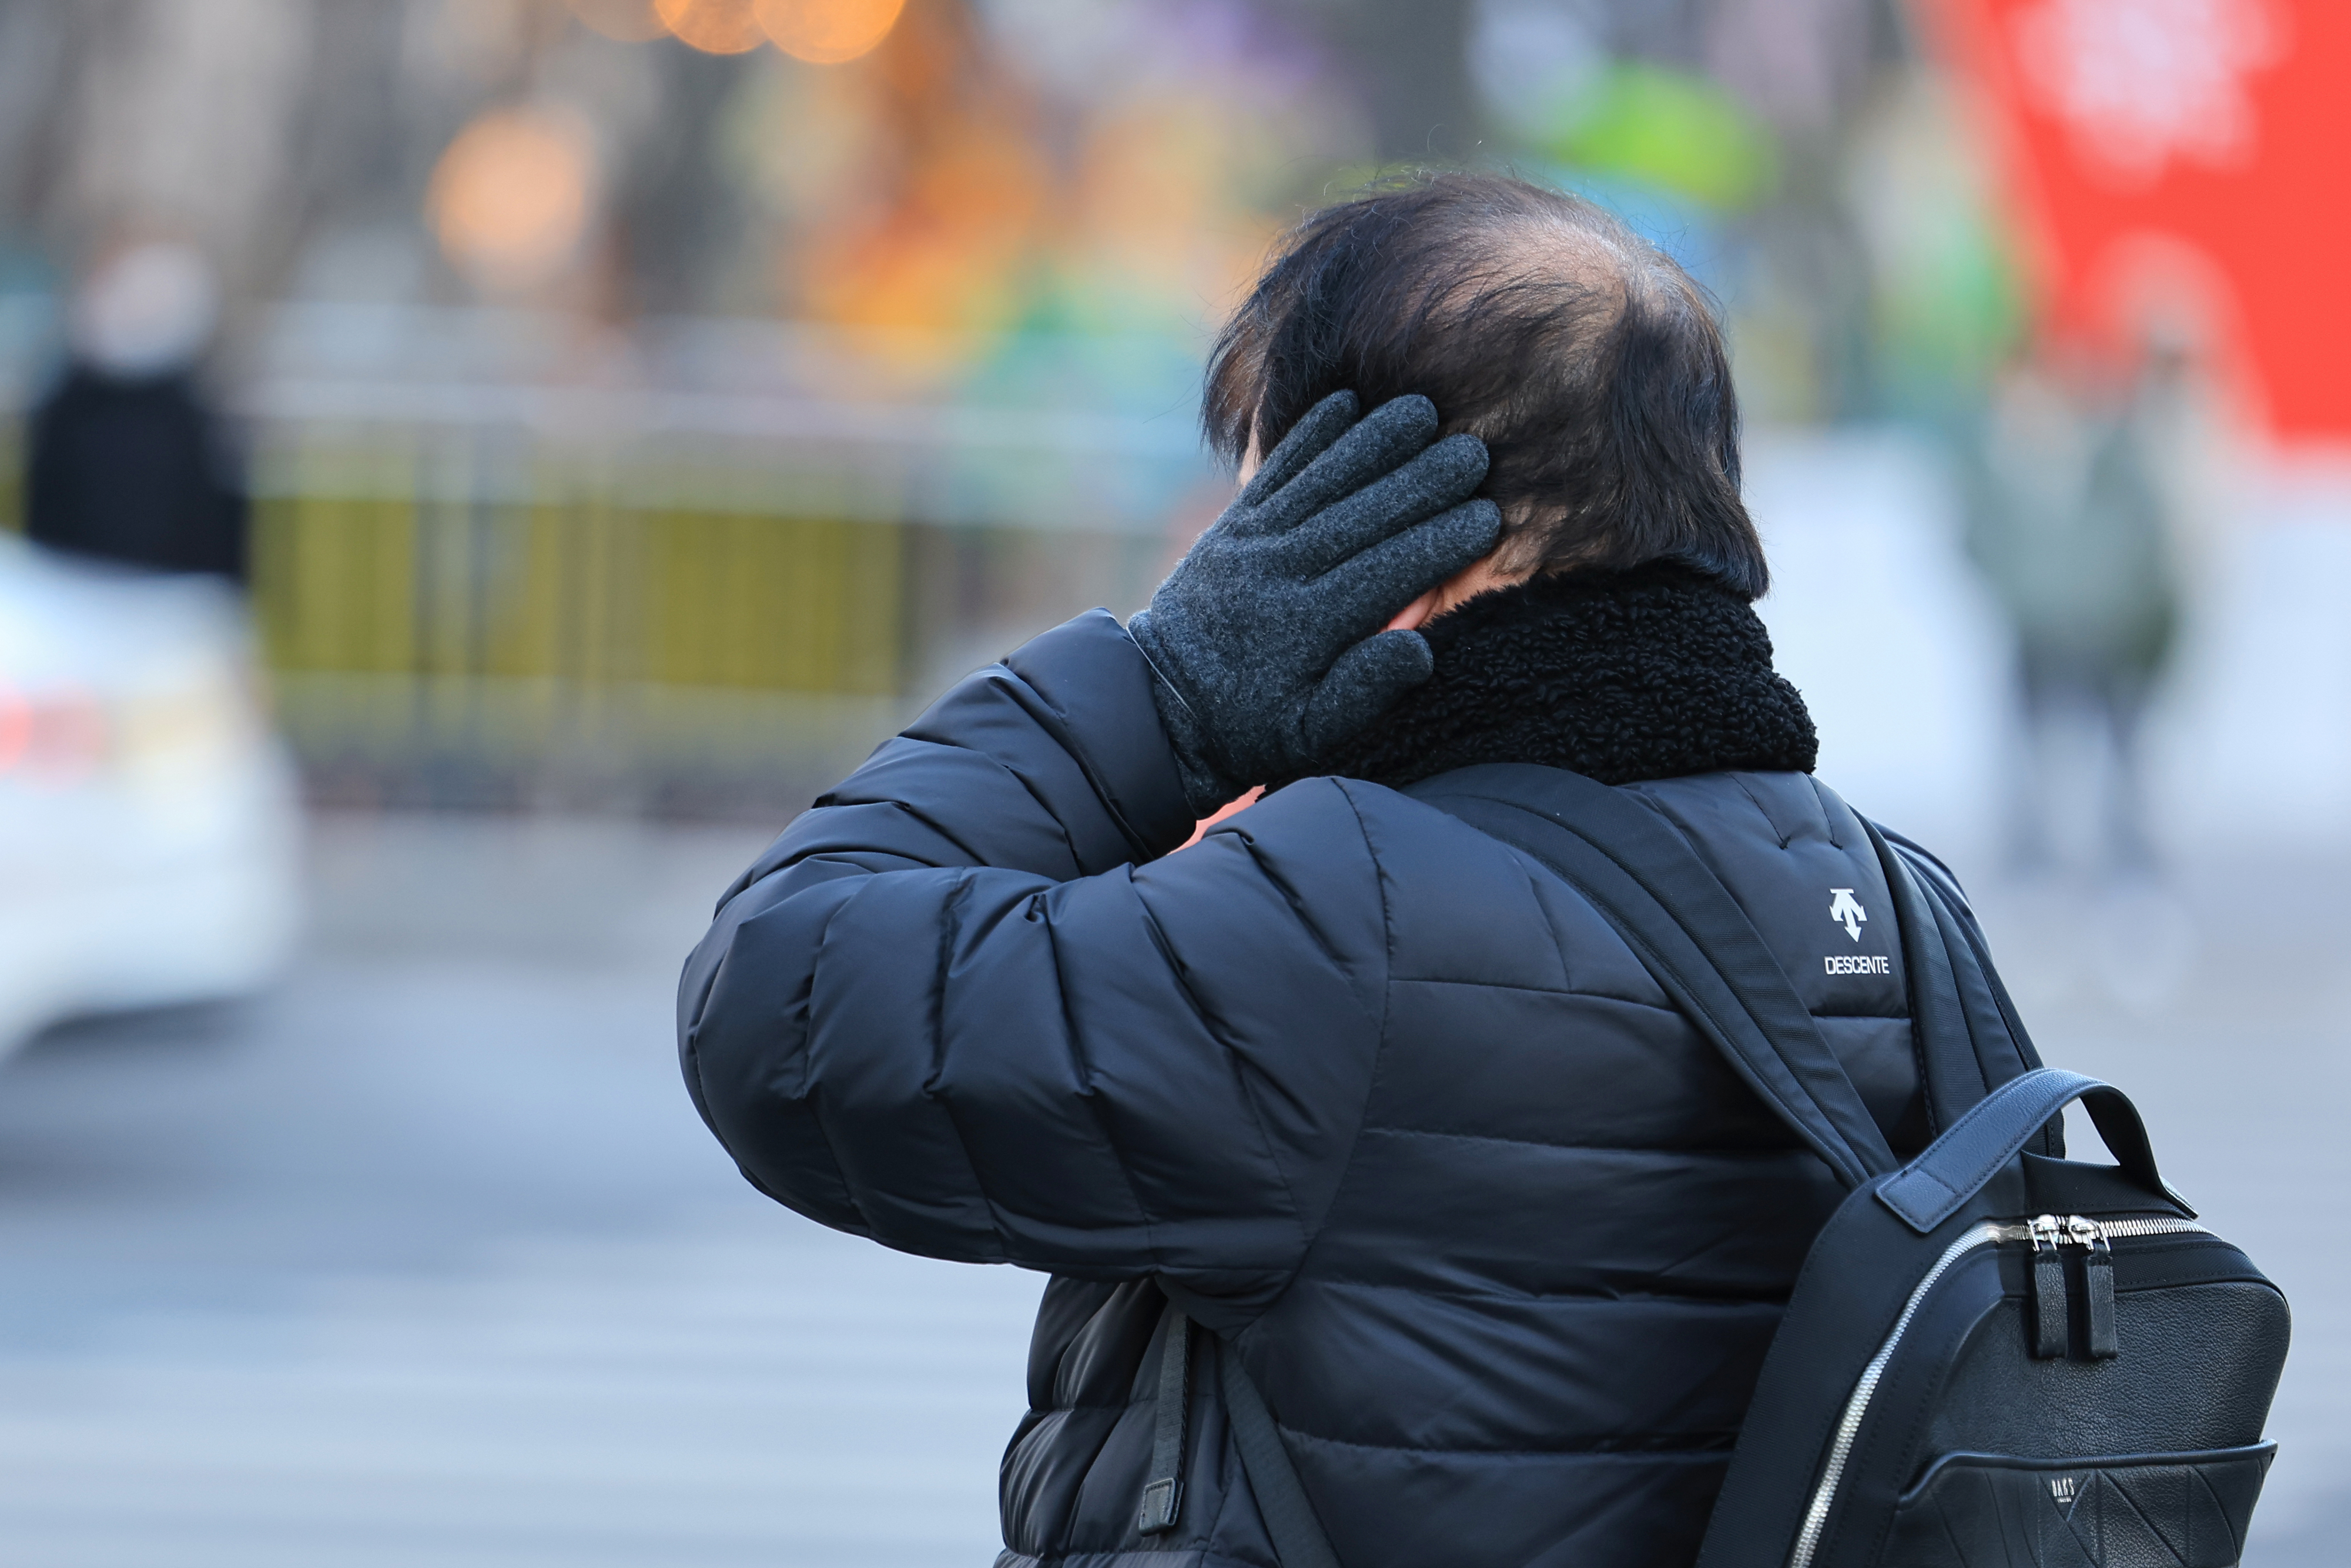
[0,0,2345,1563]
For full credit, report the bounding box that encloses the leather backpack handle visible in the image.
[1876,1067,2183,1232]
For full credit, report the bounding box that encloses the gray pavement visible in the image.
[0,813,1042,1567]
[0,810,2340,1564]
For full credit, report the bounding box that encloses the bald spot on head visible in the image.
[1204,172,1765,598]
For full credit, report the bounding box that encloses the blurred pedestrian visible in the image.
[679,174,1953,1566]
[1960,340,2185,874]
[25,240,249,584]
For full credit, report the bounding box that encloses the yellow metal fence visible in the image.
[4,413,1178,815]
[247,477,914,812]
[254,494,905,695]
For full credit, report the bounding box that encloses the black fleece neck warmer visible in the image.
[1284,562,1818,792]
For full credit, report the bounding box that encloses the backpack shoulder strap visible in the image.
[1860,819,1992,1136]
[1407,763,1897,1190]
[1139,1298,1345,1568]
[1864,820,2061,1156]
[1217,1329,1344,1568]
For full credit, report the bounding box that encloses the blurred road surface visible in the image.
[0,810,2340,1565]
[0,813,1041,1567]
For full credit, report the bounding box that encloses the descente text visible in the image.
[1824,954,1891,976]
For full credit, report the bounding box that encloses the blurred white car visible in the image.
[0,534,300,1052]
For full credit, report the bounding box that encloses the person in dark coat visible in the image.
[679,174,1936,1567]
[25,240,248,583]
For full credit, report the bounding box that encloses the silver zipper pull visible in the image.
[2067,1216,2120,1359]
[2027,1215,2068,1359]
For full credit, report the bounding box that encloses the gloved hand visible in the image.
[1129,391,1501,815]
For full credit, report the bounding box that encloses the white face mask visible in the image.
[72,242,219,379]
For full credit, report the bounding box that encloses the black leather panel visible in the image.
[1811,1263,2288,1568]
[1879,1444,2275,1566]
[1925,1282,2290,1460]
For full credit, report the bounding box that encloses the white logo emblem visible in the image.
[1828,889,1867,942]
[2049,1475,2078,1505]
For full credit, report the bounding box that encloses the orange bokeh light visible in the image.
[566,0,669,42]
[758,0,907,63]
[655,0,766,54]
[427,109,597,290]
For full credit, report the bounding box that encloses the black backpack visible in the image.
[1144,763,2288,1568]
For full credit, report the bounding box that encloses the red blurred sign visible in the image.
[1924,0,2351,443]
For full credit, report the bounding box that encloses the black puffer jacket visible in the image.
[679,584,1928,1567]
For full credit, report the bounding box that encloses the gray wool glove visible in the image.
[1128,390,1501,815]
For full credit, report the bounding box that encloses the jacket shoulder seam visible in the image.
[1277,1427,1738,1460]
[1127,884,1308,1275]
[1041,879,1160,1258]
[1357,1123,1816,1158]
[1272,780,1396,1300]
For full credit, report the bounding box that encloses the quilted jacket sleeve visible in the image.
[677,611,1392,1315]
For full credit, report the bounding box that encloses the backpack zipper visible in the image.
[2028,1216,2068,1358]
[1784,1214,2209,1568]
[2072,1217,2121,1359]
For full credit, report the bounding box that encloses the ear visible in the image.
[1385,586,1444,633]
[1385,548,1536,632]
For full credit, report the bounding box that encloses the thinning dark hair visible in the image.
[1204,172,1767,599]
